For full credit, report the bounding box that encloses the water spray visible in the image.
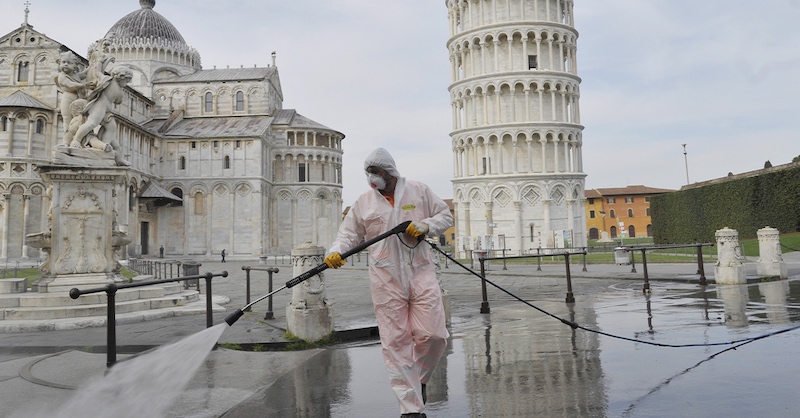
[224,220,412,326]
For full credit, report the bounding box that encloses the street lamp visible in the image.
[682,144,689,184]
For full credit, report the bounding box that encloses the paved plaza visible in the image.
[2,252,800,417]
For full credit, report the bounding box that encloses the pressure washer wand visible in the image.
[224,220,412,326]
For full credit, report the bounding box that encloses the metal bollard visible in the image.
[242,266,253,311]
[265,268,279,320]
[582,247,588,272]
[537,248,542,271]
[479,258,490,314]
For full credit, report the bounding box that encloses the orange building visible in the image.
[584,186,674,240]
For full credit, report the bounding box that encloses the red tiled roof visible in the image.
[587,185,675,196]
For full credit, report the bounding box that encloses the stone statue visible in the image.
[54,51,91,138]
[87,36,116,88]
[53,37,130,166]
[71,65,132,166]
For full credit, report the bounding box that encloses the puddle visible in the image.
[222,279,800,417]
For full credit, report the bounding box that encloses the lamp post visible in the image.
[682,143,689,184]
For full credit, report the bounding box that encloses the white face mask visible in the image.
[367,173,386,190]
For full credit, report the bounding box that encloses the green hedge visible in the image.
[651,165,800,244]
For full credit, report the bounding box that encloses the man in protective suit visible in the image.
[325,148,452,418]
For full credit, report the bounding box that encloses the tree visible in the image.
[764,160,773,168]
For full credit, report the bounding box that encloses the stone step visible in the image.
[16,282,185,307]
[1,291,200,321]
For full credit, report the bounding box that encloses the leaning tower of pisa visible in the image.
[446,0,585,257]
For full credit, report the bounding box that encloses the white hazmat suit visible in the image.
[327,149,452,415]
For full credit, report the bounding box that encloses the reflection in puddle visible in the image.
[223,279,800,417]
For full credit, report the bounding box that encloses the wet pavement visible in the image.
[2,253,800,417]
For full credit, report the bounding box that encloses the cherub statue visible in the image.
[72,65,132,166]
[54,51,93,141]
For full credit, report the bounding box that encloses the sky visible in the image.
[2,0,800,204]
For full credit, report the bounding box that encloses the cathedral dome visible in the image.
[105,0,187,46]
[99,0,201,73]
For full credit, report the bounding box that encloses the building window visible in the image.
[170,188,183,207]
[589,210,596,219]
[607,197,616,204]
[610,226,618,238]
[627,208,634,217]
[528,55,537,70]
[130,98,136,116]
[588,198,595,204]
[179,156,186,170]
[609,209,616,218]
[235,91,244,111]
[645,196,651,202]
[235,140,241,148]
[35,119,44,134]
[17,61,29,82]
[204,92,213,112]
[1,116,7,131]
[299,163,307,182]
[224,155,230,169]
[625,197,634,203]
[530,225,535,242]
[191,141,196,149]
[482,157,490,174]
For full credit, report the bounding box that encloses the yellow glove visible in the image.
[405,222,429,239]
[324,252,344,269]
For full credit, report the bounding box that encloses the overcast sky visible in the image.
[3,0,800,204]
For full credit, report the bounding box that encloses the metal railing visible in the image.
[476,250,587,312]
[127,259,184,280]
[626,243,715,291]
[69,271,228,367]
[241,266,280,319]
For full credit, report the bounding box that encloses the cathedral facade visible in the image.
[446,0,586,257]
[0,1,344,261]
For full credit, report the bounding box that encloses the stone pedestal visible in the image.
[714,227,746,285]
[0,278,27,293]
[756,226,787,279]
[26,166,130,293]
[286,241,334,341]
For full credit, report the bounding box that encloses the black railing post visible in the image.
[641,249,650,294]
[537,248,542,271]
[106,283,118,368]
[502,248,507,270]
[205,273,213,328]
[697,245,707,286]
[582,247,588,272]
[630,249,637,273]
[242,266,252,311]
[265,267,278,320]
[564,253,575,303]
[480,257,490,314]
